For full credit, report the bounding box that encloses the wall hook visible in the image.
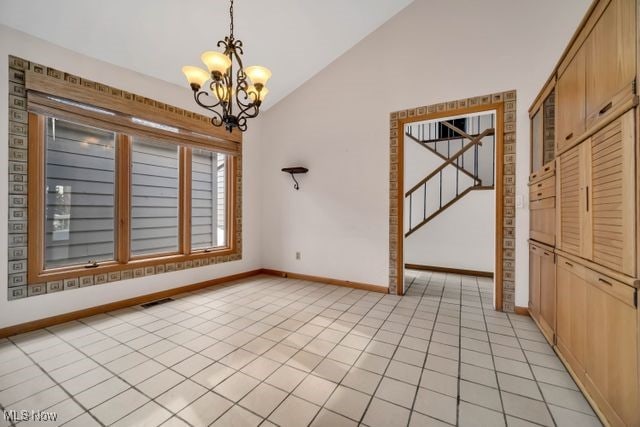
[281,167,308,190]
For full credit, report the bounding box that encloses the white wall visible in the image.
[258,0,592,304]
[0,25,263,329]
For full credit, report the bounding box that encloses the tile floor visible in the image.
[0,271,602,426]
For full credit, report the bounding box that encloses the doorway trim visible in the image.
[389,90,517,312]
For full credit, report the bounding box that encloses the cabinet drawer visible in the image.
[586,82,636,130]
[530,177,555,201]
[530,198,555,246]
[530,161,555,184]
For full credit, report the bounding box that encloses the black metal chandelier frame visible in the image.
[190,0,264,132]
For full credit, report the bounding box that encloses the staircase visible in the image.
[405,114,496,237]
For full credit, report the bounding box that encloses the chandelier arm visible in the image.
[236,103,260,122]
[194,90,222,109]
[193,91,224,127]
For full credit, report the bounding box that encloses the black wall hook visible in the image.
[281,167,308,190]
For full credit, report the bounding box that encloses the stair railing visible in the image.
[405,124,495,237]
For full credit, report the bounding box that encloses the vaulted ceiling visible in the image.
[0,0,414,108]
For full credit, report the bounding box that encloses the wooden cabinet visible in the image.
[584,269,639,427]
[590,110,636,277]
[556,256,588,375]
[585,0,637,128]
[558,142,592,259]
[529,242,556,343]
[529,1,639,425]
[556,46,586,154]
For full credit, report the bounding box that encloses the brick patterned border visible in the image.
[389,91,517,312]
[7,56,243,300]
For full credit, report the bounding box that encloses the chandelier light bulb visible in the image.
[201,51,232,77]
[181,66,210,91]
[247,85,269,101]
[211,84,232,102]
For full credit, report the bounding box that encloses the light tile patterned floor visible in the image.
[0,272,602,426]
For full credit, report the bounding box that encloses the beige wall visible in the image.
[258,0,592,304]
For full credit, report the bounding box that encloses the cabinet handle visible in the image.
[544,166,551,172]
[599,101,613,116]
[598,277,613,286]
[537,192,543,197]
[565,132,573,141]
[543,251,551,256]
[565,261,573,267]
[585,186,589,212]
[537,183,543,188]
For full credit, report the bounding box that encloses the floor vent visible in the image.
[140,298,174,309]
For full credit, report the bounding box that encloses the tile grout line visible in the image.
[403,271,451,426]
[1,274,602,427]
[474,275,510,426]
[7,336,106,427]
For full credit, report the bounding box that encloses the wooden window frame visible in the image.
[27,111,238,284]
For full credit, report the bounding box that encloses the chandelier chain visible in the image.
[229,0,234,39]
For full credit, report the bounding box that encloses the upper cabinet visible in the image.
[530,82,556,177]
[585,0,637,128]
[556,47,587,154]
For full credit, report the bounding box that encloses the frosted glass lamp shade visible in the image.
[245,66,272,87]
[201,51,232,76]
[182,66,210,90]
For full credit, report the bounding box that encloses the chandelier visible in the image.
[182,0,271,133]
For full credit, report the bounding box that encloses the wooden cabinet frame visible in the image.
[27,112,238,284]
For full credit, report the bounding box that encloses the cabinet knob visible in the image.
[565,132,573,141]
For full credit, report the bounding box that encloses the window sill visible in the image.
[28,247,235,284]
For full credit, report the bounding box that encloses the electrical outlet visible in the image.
[295,252,301,260]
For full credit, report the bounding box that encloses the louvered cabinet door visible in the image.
[558,146,582,255]
[590,110,636,276]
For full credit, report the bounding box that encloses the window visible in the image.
[28,111,237,283]
[131,138,180,257]
[191,149,228,251]
[45,118,116,268]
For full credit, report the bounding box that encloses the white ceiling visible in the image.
[0,0,413,108]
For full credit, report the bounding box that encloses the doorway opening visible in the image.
[403,110,497,302]
[388,91,517,312]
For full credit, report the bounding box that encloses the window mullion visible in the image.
[116,134,132,263]
[180,147,192,255]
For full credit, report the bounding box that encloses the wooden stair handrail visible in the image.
[405,127,495,196]
[404,132,479,182]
